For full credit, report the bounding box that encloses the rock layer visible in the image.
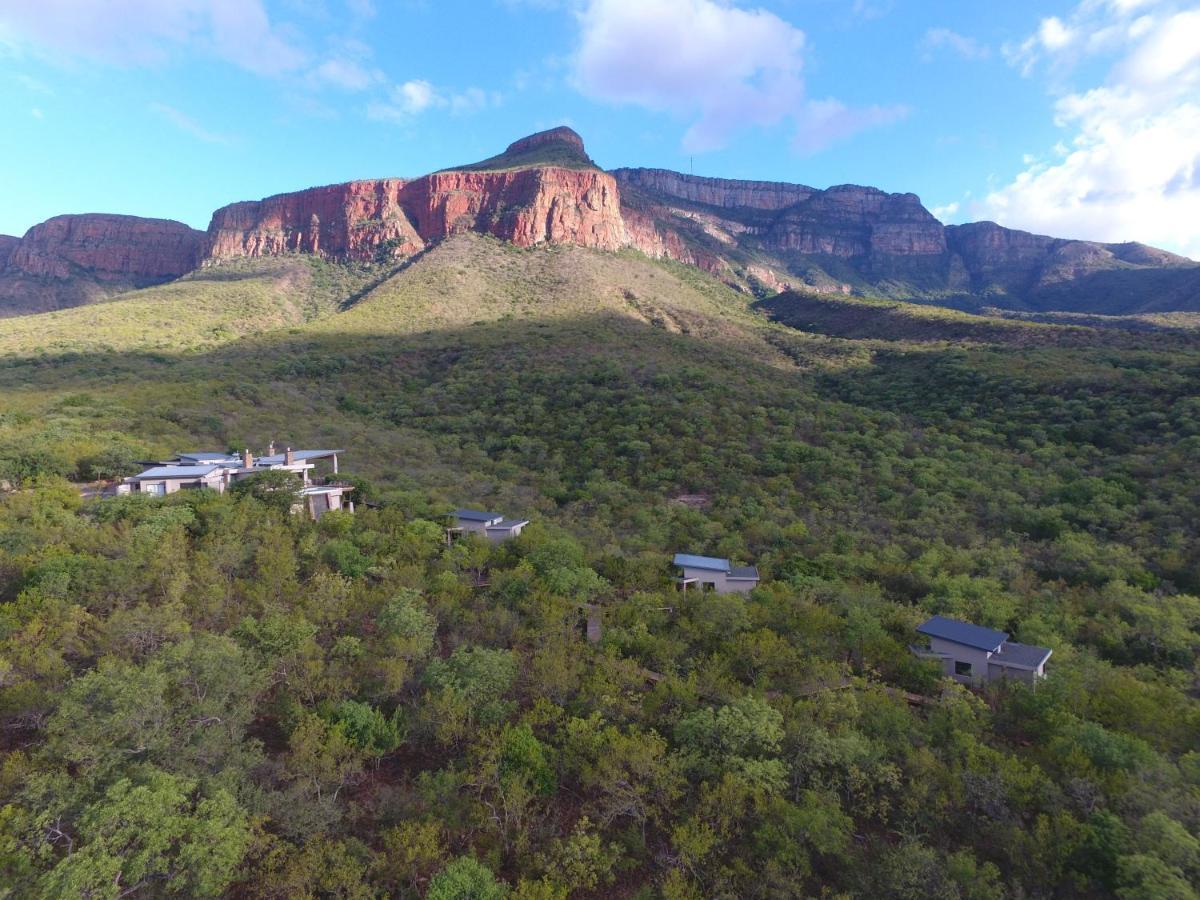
[0,214,205,316]
[206,167,630,262]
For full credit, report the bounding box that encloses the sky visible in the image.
[1,0,1198,257]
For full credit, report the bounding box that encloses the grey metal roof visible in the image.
[992,641,1052,670]
[454,509,503,522]
[486,519,529,529]
[728,566,760,580]
[177,451,236,461]
[673,553,731,572]
[917,615,1009,651]
[256,449,343,465]
[130,465,221,480]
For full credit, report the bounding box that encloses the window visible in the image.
[702,582,716,592]
[954,660,973,677]
[143,483,166,496]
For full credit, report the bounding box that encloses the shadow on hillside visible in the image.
[754,291,1200,352]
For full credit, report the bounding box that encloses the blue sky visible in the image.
[2,0,1198,256]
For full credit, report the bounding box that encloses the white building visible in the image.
[449,509,529,544]
[674,553,760,594]
[912,615,1052,684]
[115,445,353,520]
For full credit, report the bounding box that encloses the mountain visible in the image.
[0,214,204,316]
[1,127,1196,317]
[614,168,1199,312]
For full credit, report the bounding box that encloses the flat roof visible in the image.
[486,519,529,529]
[130,465,221,480]
[256,449,343,465]
[454,509,503,522]
[917,615,1009,652]
[729,566,760,580]
[992,641,1053,670]
[673,553,731,572]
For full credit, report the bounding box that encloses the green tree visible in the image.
[39,769,251,899]
[427,856,508,900]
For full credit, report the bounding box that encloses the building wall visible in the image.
[987,663,1038,684]
[927,636,994,684]
[456,519,492,536]
[485,523,525,544]
[680,565,729,592]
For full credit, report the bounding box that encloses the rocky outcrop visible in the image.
[206,167,630,263]
[615,168,1197,309]
[0,214,205,316]
[7,214,203,280]
[615,168,815,211]
[0,235,18,269]
[507,126,587,158]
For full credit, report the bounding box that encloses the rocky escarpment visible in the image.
[615,168,1198,309]
[206,134,629,264]
[3,128,1194,319]
[0,235,18,269]
[0,214,205,316]
[205,169,629,262]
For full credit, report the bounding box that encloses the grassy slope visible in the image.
[756,289,1081,346]
[0,256,388,358]
[442,142,598,174]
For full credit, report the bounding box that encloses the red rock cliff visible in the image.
[205,166,630,262]
[6,214,204,280]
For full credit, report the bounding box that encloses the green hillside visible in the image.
[1,239,1198,898]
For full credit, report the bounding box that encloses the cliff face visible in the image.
[7,214,203,280]
[614,168,1196,308]
[0,235,18,268]
[3,129,1193,320]
[206,166,629,263]
[0,214,205,317]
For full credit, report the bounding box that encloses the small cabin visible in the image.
[449,509,530,544]
[911,615,1051,684]
[674,553,760,594]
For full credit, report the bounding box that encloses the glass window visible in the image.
[954,660,972,677]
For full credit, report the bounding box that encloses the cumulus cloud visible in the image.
[367,80,500,122]
[920,27,991,62]
[572,0,905,153]
[983,0,1200,257]
[0,0,308,75]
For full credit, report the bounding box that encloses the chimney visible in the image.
[242,448,253,469]
[268,441,276,456]
[285,447,295,466]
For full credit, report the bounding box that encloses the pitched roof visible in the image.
[256,449,343,465]
[130,465,221,480]
[917,615,1009,652]
[454,508,503,522]
[729,566,760,580]
[673,553,731,572]
[991,641,1053,670]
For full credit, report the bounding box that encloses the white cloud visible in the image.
[572,0,905,153]
[367,80,498,123]
[983,0,1200,258]
[931,201,960,222]
[311,55,381,91]
[149,101,234,144]
[920,27,990,62]
[0,0,307,75]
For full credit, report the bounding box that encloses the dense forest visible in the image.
[1,240,1198,898]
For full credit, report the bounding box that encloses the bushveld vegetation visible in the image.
[0,235,1197,898]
